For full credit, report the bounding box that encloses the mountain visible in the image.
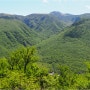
[0,12,90,40]
[0,12,82,40]
[80,13,90,19]
[0,11,90,63]
[0,13,67,40]
[0,18,40,56]
[37,19,90,72]
[50,11,81,26]
[0,12,67,56]
[0,13,25,21]
[23,14,66,39]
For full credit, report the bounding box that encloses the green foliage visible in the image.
[24,14,65,40]
[0,18,41,56]
[85,62,90,73]
[37,19,90,72]
[0,58,9,77]
[1,47,90,89]
[8,46,39,72]
[57,65,76,89]
[1,13,90,89]
[0,70,40,90]
[75,74,89,89]
[0,47,57,90]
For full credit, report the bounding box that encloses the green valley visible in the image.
[0,12,90,89]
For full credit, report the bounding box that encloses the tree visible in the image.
[0,58,9,77]
[84,62,90,88]
[57,65,76,89]
[8,46,39,72]
[85,62,90,73]
[37,67,48,90]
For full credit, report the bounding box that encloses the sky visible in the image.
[0,0,90,15]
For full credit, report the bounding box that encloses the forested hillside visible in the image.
[0,12,90,89]
[0,12,83,40]
[37,19,90,72]
[24,14,65,39]
[1,46,90,90]
[0,18,40,56]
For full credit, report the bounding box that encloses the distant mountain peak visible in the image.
[50,11,72,16]
[50,11,64,15]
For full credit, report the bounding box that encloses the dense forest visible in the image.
[0,12,90,89]
[37,19,90,72]
[1,46,90,90]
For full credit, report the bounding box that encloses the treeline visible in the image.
[0,46,90,90]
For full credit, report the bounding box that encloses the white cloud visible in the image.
[42,0,48,3]
[85,5,90,10]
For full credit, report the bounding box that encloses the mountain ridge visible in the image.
[0,11,90,71]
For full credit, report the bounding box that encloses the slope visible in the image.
[37,19,90,72]
[24,14,65,39]
[0,18,40,56]
[0,12,90,40]
[0,13,69,40]
[50,11,80,26]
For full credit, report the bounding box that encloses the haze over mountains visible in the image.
[0,11,90,71]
